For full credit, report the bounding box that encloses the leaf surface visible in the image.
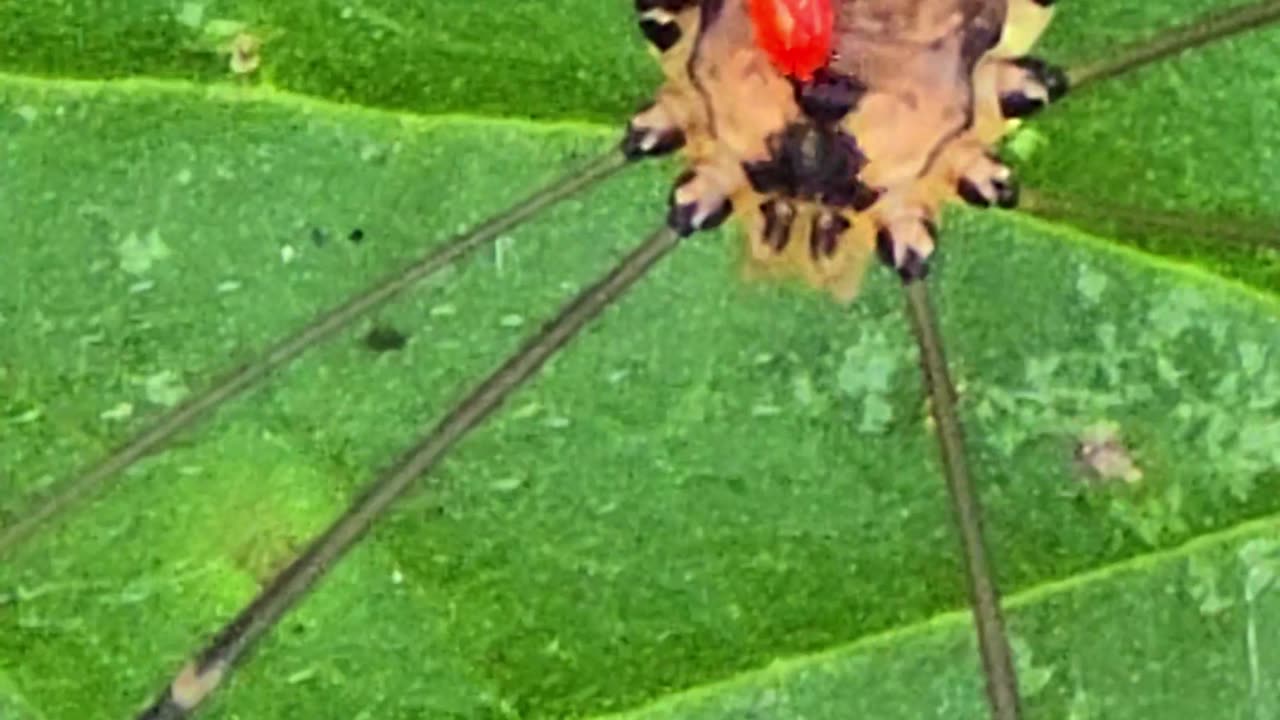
[3,1,1280,719]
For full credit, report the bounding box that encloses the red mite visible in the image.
[747,0,835,80]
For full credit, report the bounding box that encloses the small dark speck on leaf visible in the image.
[310,227,329,247]
[364,325,408,353]
[348,228,365,244]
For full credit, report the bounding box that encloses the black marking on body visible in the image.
[684,0,728,140]
[743,122,874,208]
[640,18,682,51]
[792,68,867,125]
[635,0,697,10]
[810,211,850,260]
[760,198,795,252]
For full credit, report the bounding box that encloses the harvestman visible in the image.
[3,1,1279,719]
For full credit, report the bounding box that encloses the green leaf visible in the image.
[3,2,1280,719]
[0,0,655,122]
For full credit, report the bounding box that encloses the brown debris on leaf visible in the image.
[1075,422,1144,485]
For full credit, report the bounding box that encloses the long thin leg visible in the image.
[1068,0,1280,90]
[1020,188,1280,251]
[873,5,1280,714]
[0,149,629,558]
[902,277,1021,720]
[12,0,1277,560]
[133,225,682,720]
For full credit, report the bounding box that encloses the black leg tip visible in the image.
[636,0,696,10]
[1001,56,1069,119]
[760,198,796,253]
[824,181,882,212]
[667,174,732,237]
[621,121,686,160]
[957,178,991,208]
[875,227,931,283]
[810,211,851,260]
[667,200,732,237]
[959,175,1019,209]
[999,93,1045,119]
[994,177,1019,209]
[639,18,682,52]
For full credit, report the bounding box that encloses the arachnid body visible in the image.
[629,0,1063,299]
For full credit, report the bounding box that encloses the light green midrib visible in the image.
[0,71,618,137]
[591,510,1280,720]
[1001,208,1280,310]
[6,69,1280,718]
[5,70,1277,308]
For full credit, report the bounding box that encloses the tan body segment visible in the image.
[631,0,1059,301]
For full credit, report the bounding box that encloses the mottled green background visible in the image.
[2,2,1279,719]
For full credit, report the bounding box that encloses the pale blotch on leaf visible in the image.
[751,403,782,417]
[1024,355,1061,389]
[792,372,816,407]
[1010,634,1055,699]
[1145,288,1206,342]
[494,235,516,275]
[175,2,206,29]
[1239,538,1280,603]
[491,477,526,493]
[195,18,248,46]
[1186,554,1235,616]
[509,402,541,421]
[1109,481,1189,547]
[1239,341,1267,376]
[100,402,134,422]
[1068,684,1099,720]
[1075,421,1143,485]
[116,229,171,276]
[1076,263,1108,305]
[1002,124,1048,163]
[143,370,189,408]
[10,407,41,425]
[860,395,893,434]
[837,328,902,434]
[284,666,319,686]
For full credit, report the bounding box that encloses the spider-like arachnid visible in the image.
[3,1,1280,718]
